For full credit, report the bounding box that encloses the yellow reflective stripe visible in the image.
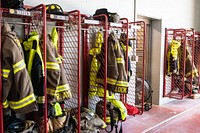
[57,84,70,92]
[46,62,60,70]
[106,117,111,123]
[2,100,9,108]
[116,58,125,64]
[9,93,36,110]
[13,60,26,74]
[2,69,10,78]
[47,88,56,96]
[47,84,70,96]
[37,96,45,104]
[116,80,129,87]
[107,78,117,85]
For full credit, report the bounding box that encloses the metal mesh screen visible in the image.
[194,32,200,93]
[59,20,79,109]
[128,21,145,113]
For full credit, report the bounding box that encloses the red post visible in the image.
[141,21,146,115]
[76,10,81,133]
[0,9,4,133]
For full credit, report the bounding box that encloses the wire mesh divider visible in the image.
[128,21,146,114]
[163,28,195,100]
[194,32,200,93]
[0,5,47,133]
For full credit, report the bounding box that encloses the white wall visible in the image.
[137,0,198,29]
[25,0,135,21]
[137,0,200,105]
[195,0,200,31]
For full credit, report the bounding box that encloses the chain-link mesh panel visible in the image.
[59,20,79,110]
[163,29,194,99]
[194,32,200,93]
[128,21,145,113]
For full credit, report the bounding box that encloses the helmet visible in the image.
[46,4,64,15]
[1,0,24,9]
[7,119,25,132]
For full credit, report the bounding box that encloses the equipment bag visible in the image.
[93,8,120,23]
[96,100,127,133]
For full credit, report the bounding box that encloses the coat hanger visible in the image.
[11,24,16,32]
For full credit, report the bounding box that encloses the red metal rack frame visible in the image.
[46,10,81,133]
[81,14,108,122]
[128,21,146,114]
[82,15,131,123]
[0,5,47,132]
[194,32,200,92]
[0,9,3,133]
[163,28,194,100]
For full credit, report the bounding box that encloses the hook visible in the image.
[11,24,16,32]
[3,18,6,24]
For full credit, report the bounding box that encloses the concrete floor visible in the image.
[100,98,200,133]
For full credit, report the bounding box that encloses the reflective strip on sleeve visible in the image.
[46,62,60,70]
[116,80,129,87]
[107,78,117,85]
[116,58,125,64]
[57,84,70,92]
[2,99,9,108]
[13,60,26,74]
[2,69,10,78]
[9,93,36,110]
[47,84,70,96]
[37,96,45,104]
[47,88,56,96]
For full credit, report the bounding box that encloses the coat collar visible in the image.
[2,22,15,36]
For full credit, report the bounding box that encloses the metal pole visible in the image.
[77,10,81,133]
[0,9,4,133]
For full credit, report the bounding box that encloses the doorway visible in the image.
[137,16,152,83]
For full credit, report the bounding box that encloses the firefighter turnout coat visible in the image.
[1,23,38,113]
[97,33,128,94]
[45,33,72,102]
[23,31,45,105]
